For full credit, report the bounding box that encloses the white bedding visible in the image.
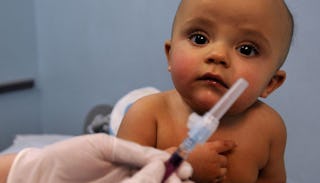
[0,134,73,154]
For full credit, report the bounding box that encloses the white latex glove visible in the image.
[7,134,193,183]
[122,159,193,183]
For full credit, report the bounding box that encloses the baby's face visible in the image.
[165,0,290,114]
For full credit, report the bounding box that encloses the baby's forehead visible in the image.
[176,0,290,20]
[173,0,293,64]
[174,0,291,36]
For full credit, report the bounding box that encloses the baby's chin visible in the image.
[224,107,247,117]
[190,98,251,117]
[188,99,220,115]
[224,99,258,117]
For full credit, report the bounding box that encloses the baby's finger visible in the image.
[218,154,228,168]
[210,140,236,154]
[219,167,227,176]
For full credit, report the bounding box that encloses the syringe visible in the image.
[162,78,248,182]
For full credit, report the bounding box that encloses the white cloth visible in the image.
[110,87,160,135]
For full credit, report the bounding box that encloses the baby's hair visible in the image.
[281,1,295,67]
[285,2,294,47]
[170,0,295,68]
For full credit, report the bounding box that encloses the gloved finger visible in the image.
[120,160,165,183]
[175,161,193,180]
[164,161,193,183]
[107,136,169,167]
[165,173,194,183]
[181,180,194,183]
[109,136,193,180]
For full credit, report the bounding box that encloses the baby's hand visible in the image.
[187,140,236,182]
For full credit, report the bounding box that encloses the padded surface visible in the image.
[83,104,113,134]
[0,134,72,154]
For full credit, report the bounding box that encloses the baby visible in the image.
[118,0,293,182]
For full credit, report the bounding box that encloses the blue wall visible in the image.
[266,1,320,182]
[1,0,319,182]
[0,0,41,150]
[34,0,179,134]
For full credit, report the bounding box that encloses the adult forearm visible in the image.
[0,153,16,183]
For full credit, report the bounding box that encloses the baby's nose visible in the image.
[204,43,230,67]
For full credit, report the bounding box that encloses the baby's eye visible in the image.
[237,44,259,57]
[189,33,208,45]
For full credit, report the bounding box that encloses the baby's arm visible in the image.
[117,96,158,147]
[257,114,287,183]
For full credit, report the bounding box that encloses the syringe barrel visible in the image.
[162,148,187,182]
[187,117,219,146]
[179,137,197,153]
[206,78,248,119]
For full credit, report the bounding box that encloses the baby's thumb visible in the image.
[212,140,236,154]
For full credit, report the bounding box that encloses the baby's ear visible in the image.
[164,40,172,71]
[260,70,286,98]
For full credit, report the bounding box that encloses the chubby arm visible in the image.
[257,114,287,183]
[0,153,16,183]
[117,96,159,147]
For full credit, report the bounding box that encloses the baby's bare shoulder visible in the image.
[246,100,282,120]
[117,90,176,146]
[248,101,286,137]
[243,103,286,182]
[129,90,172,112]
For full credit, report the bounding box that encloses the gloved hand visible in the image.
[7,134,193,183]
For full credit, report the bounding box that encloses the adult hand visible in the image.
[7,134,193,183]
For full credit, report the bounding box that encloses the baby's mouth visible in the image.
[198,73,229,89]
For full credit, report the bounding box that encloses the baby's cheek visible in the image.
[170,57,195,84]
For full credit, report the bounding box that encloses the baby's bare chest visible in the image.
[157,119,270,183]
[220,131,269,183]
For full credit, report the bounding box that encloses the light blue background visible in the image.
[0,1,319,182]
